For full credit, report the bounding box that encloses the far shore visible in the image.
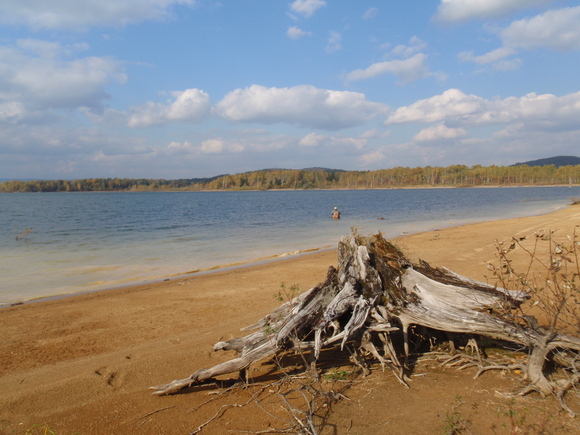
[1,182,579,193]
[1,204,579,434]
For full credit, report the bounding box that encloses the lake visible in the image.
[1,186,578,305]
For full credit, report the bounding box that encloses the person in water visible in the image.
[332,207,341,219]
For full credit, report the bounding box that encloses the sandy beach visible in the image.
[1,205,579,435]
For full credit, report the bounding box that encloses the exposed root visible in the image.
[151,232,580,422]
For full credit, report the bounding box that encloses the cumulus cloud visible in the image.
[457,7,580,73]
[287,26,312,39]
[0,41,126,121]
[127,89,211,127]
[433,0,550,24]
[346,53,431,83]
[0,0,197,30]
[412,123,468,142]
[386,88,580,131]
[214,85,388,130]
[387,89,491,124]
[289,0,326,18]
[501,6,580,51]
[298,132,366,149]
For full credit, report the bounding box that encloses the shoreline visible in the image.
[1,205,579,434]
[2,245,335,309]
[2,197,576,308]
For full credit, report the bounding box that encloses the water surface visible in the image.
[1,187,578,305]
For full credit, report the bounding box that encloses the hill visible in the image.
[512,155,580,167]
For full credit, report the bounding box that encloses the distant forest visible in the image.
[2,163,580,192]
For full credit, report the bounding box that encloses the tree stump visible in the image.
[151,232,580,415]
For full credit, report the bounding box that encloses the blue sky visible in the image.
[1,0,579,179]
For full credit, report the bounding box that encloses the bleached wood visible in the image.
[151,232,580,406]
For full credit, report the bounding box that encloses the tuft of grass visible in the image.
[443,395,472,435]
[323,369,350,381]
[496,399,528,435]
[22,423,78,435]
[273,282,300,302]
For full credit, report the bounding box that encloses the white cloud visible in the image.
[166,140,195,154]
[390,36,428,58]
[16,39,68,58]
[298,133,366,149]
[127,89,211,127]
[358,149,387,167]
[0,121,151,159]
[501,6,580,51]
[457,7,580,72]
[199,135,291,154]
[0,41,126,120]
[346,53,431,83]
[0,0,197,30]
[387,89,490,124]
[289,0,326,18]
[359,129,391,139]
[386,88,580,131]
[363,7,379,19]
[298,132,326,147]
[200,139,231,154]
[458,47,516,64]
[287,26,312,39]
[434,0,550,24]
[346,37,439,83]
[215,85,388,130]
[412,123,468,142]
[492,58,523,71]
[166,89,211,122]
[326,31,342,54]
[0,102,25,124]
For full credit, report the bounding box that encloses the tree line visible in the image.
[1,164,579,192]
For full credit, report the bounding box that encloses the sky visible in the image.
[1,0,580,180]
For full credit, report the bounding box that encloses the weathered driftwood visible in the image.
[151,233,580,414]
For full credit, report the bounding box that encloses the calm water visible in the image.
[1,187,578,305]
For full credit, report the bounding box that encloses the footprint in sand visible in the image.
[94,366,124,388]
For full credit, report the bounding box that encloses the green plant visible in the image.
[274,282,301,303]
[323,369,350,381]
[496,399,528,435]
[443,395,472,435]
[23,423,78,435]
[263,323,279,335]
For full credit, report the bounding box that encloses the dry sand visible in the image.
[1,205,579,434]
